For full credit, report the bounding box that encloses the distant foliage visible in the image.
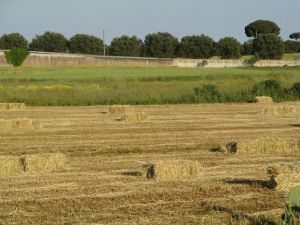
[253,34,284,59]
[285,40,300,53]
[109,35,143,57]
[289,33,300,41]
[5,48,29,67]
[29,32,68,53]
[217,37,241,59]
[1,33,28,49]
[0,37,4,49]
[178,35,215,59]
[291,82,300,96]
[245,20,280,38]
[241,40,254,55]
[144,32,178,58]
[69,34,104,55]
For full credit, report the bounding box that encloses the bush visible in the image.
[253,34,285,59]
[245,20,280,38]
[69,34,104,55]
[143,32,178,58]
[1,33,28,49]
[194,85,225,102]
[291,82,300,95]
[217,37,241,59]
[252,80,285,99]
[5,48,29,67]
[178,35,214,59]
[109,35,143,57]
[29,32,68,53]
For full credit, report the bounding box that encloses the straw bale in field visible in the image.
[254,96,274,104]
[120,112,149,122]
[259,105,297,116]
[267,164,300,192]
[0,103,26,110]
[237,138,297,154]
[141,160,203,181]
[0,119,42,130]
[22,153,67,173]
[108,105,135,114]
[0,156,24,176]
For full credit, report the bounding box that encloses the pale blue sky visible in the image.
[1,0,299,43]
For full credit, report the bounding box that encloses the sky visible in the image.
[0,0,299,44]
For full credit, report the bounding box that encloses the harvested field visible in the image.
[0,156,23,176]
[108,105,135,114]
[0,103,299,224]
[0,103,26,110]
[120,112,149,122]
[259,105,297,116]
[0,118,42,130]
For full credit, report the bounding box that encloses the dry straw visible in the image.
[267,164,300,192]
[141,160,203,181]
[0,156,24,176]
[259,105,297,116]
[237,138,297,154]
[0,103,26,110]
[0,119,42,130]
[22,153,67,173]
[108,105,135,114]
[254,96,274,104]
[120,112,149,122]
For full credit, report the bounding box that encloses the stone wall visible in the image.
[1,51,300,68]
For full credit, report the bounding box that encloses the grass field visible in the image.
[0,66,300,106]
[0,103,299,224]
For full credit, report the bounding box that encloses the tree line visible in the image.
[0,20,299,60]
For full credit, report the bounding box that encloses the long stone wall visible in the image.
[1,51,300,68]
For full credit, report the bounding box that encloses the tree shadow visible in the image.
[121,171,142,177]
[224,178,276,189]
[290,124,300,128]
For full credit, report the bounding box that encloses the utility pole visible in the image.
[102,29,106,56]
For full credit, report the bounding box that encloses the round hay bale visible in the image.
[267,164,300,192]
[254,96,274,104]
[142,160,203,181]
[22,153,67,173]
[0,156,24,176]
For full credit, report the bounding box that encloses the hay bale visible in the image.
[141,160,203,181]
[108,105,135,114]
[267,165,300,192]
[0,156,24,176]
[237,138,297,155]
[22,153,67,173]
[259,105,297,115]
[254,96,274,104]
[120,112,149,122]
[0,119,42,130]
[0,103,26,110]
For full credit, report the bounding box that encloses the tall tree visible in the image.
[69,34,104,55]
[144,32,178,58]
[0,37,4,49]
[217,37,241,59]
[245,20,280,38]
[178,35,214,59]
[253,34,284,59]
[1,33,28,49]
[289,33,300,41]
[29,32,68,52]
[109,35,143,57]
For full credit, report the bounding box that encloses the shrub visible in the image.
[143,32,178,58]
[5,48,29,67]
[217,37,241,59]
[29,32,68,53]
[178,35,214,59]
[291,82,300,95]
[245,20,280,38]
[69,34,104,55]
[194,85,225,102]
[252,80,285,99]
[253,34,285,59]
[109,35,143,57]
[1,33,28,49]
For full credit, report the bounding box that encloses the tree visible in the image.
[245,20,280,38]
[241,40,254,55]
[285,40,300,53]
[143,32,178,58]
[1,33,28,49]
[0,37,4,49]
[5,48,29,67]
[109,35,143,57]
[289,33,300,41]
[178,35,214,59]
[217,37,241,59]
[69,34,104,55]
[253,33,284,59]
[29,32,68,53]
